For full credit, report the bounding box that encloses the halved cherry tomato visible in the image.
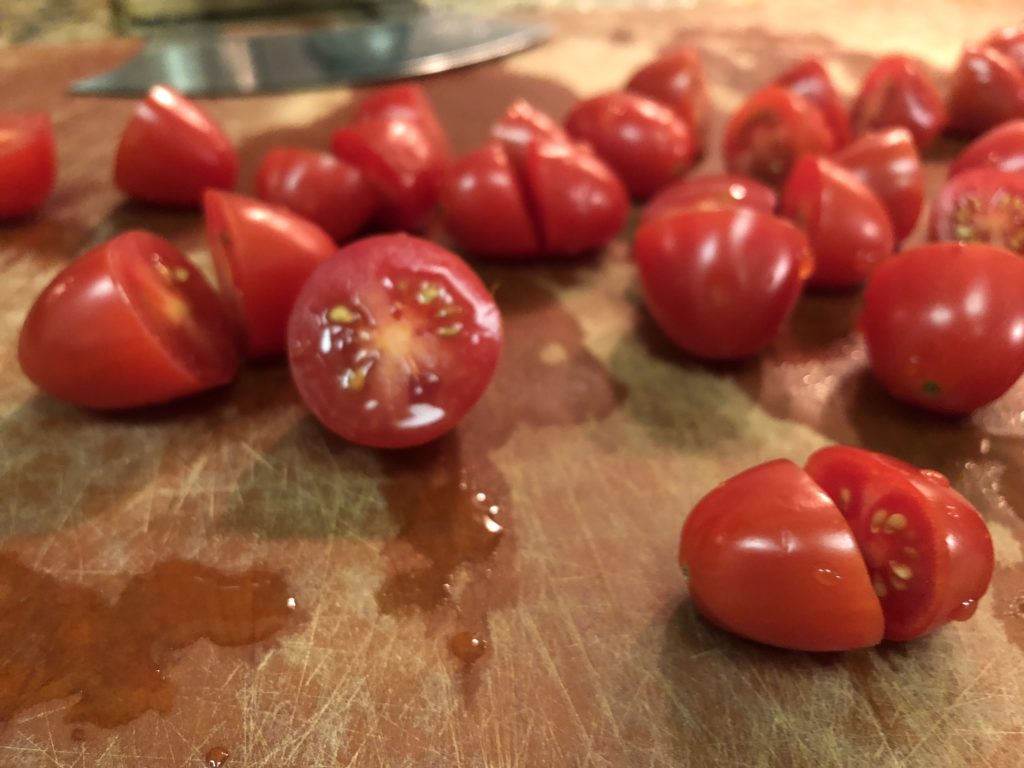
[634,207,812,360]
[860,242,1024,413]
[565,91,695,199]
[19,230,240,409]
[491,99,570,166]
[930,168,1024,253]
[626,47,709,155]
[115,85,237,207]
[774,58,850,147]
[948,119,1024,178]
[850,55,947,150]
[640,174,777,224]
[723,86,835,187]
[254,148,377,243]
[680,459,884,651]
[946,46,1024,138]
[833,128,923,242]
[0,113,56,220]
[287,234,502,448]
[204,190,336,358]
[983,24,1024,75]
[806,446,994,642]
[355,84,452,167]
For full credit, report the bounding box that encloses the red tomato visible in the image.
[983,24,1024,74]
[287,234,502,448]
[948,119,1024,177]
[850,55,947,150]
[355,83,452,166]
[640,174,777,224]
[633,208,812,360]
[806,446,994,641]
[0,113,56,220]
[254,148,377,243]
[774,58,850,147]
[115,85,237,207]
[440,142,541,259]
[833,127,923,242]
[946,46,1024,138]
[723,86,835,187]
[680,459,884,651]
[626,47,710,156]
[929,168,1024,254]
[860,242,1024,413]
[782,155,895,288]
[565,91,695,199]
[204,190,336,358]
[19,231,239,409]
[491,99,570,166]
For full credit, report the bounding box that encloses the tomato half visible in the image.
[946,46,1024,138]
[640,174,777,225]
[254,147,377,243]
[806,446,994,641]
[114,85,237,207]
[626,47,709,156]
[929,168,1024,254]
[948,119,1024,178]
[680,459,884,652]
[985,24,1024,72]
[774,58,850,147]
[19,231,240,409]
[491,99,570,166]
[355,83,452,167]
[860,242,1024,413]
[850,55,947,150]
[0,113,56,220]
[634,208,812,360]
[287,234,502,448]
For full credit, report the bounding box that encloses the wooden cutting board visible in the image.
[2,4,1024,766]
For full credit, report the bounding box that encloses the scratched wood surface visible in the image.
[2,3,1024,766]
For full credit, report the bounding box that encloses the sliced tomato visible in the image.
[929,167,1024,254]
[640,174,777,224]
[626,47,709,156]
[0,113,56,220]
[491,99,570,167]
[984,24,1024,72]
[946,46,1024,138]
[774,58,850,147]
[850,55,947,150]
[355,83,452,166]
[948,119,1024,178]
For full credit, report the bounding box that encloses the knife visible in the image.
[70,12,549,97]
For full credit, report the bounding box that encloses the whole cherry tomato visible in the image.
[254,148,377,243]
[948,119,1024,177]
[565,91,695,199]
[640,174,777,224]
[930,168,1024,253]
[287,234,502,448]
[806,446,994,642]
[19,230,240,409]
[983,24,1024,73]
[491,99,570,166]
[355,83,452,166]
[850,55,947,150]
[834,127,924,241]
[774,58,850,147]
[626,47,710,155]
[946,46,1024,137]
[634,207,812,360]
[723,86,835,187]
[860,242,1024,413]
[204,190,336,358]
[0,113,56,220]
[115,85,237,207]
[680,459,884,651]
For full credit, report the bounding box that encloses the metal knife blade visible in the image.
[70,12,549,97]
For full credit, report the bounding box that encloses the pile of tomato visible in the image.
[5,21,1024,652]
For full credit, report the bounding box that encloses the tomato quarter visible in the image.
[984,24,1024,72]
[0,113,56,220]
[640,174,777,224]
[850,55,947,150]
[491,99,570,166]
[626,47,709,156]
[946,46,1024,138]
[948,119,1024,178]
[774,58,850,147]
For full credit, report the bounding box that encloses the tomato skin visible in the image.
[565,91,695,199]
[680,459,884,652]
[984,24,1024,72]
[0,113,56,220]
[948,119,1024,178]
[946,46,1024,138]
[860,242,1024,414]
[850,55,947,150]
[355,84,452,167]
[929,168,1024,254]
[287,234,502,449]
[640,174,777,224]
[115,85,237,207]
[634,208,812,360]
[626,47,709,156]
[723,86,835,187]
[782,155,895,289]
[806,446,994,641]
[491,99,570,167]
[254,148,377,243]
[19,231,240,409]
[834,127,923,242]
[774,58,850,148]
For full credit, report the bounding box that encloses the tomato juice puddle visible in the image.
[0,554,298,729]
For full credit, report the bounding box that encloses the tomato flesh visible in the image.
[0,113,56,220]
[930,168,1024,254]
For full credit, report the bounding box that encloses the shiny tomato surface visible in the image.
[626,47,710,155]
[850,55,947,150]
[0,113,56,220]
[948,119,1024,177]
[640,174,777,224]
[774,57,850,147]
[946,46,1024,137]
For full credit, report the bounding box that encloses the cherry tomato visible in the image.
[254,148,377,243]
[287,234,502,448]
[626,47,710,156]
[983,24,1024,74]
[929,168,1024,254]
[806,446,994,642]
[491,99,570,167]
[640,174,777,225]
[948,119,1024,178]
[946,46,1024,138]
[19,231,240,409]
[723,86,835,187]
[860,242,1024,413]
[204,190,336,358]
[850,55,947,150]
[782,155,894,289]
[440,142,541,259]
[634,208,813,360]
[0,113,56,220]
[355,83,452,167]
[680,459,884,651]
[833,127,923,242]
[774,58,850,147]
[115,85,237,207]
[565,91,695,199]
